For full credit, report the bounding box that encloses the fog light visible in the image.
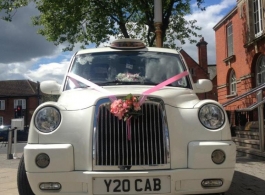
[201,179,223,187]
[39,182,61,190]
[35,153,50,168]
[211,149,225,164]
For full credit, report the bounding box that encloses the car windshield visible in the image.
[0,125,9,131]
[66,51,190,89]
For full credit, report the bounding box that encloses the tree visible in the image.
[41,94,59,103]
[0,0,29,21]
[1,0,205,50]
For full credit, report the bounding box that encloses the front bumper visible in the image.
[24,141,236,195]
[27,168,234,195]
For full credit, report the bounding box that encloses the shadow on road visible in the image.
[226,170,265,195]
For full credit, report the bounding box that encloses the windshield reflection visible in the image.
[66,51,190,89]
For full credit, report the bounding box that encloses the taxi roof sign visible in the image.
[110,38,146,49]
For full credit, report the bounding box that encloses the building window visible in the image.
[14,99,26,109]
[0,117,3,125]
[256,55,265,86]
[227,23,233,57]
[0,100,5,110]
[229,70,237,95]
[253,0,263,37]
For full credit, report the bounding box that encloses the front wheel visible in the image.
[17,154,35,195]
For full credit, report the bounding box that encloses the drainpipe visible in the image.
[257,90,264,152]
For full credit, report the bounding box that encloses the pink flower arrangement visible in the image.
[110,94,142,121]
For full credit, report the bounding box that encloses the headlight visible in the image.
[198,103,225,129]
[34,106,61,133]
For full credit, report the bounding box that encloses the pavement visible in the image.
[0,152,23,195]
[0,145,265,195]
[227,156,265,195]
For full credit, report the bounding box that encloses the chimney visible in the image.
[196,37,208,71]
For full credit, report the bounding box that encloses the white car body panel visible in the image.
[57,87,199,110]
[188,141,236,168]
[24,144,74,172]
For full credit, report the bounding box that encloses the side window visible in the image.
[253,0,263,37]
[14,99,26,109]
[226,22,233,57]
[256,55,265,86]
[0,100,5,110]
[229,69,237,95]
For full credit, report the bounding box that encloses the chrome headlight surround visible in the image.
[198,103,225,130]
[34,106,61,133]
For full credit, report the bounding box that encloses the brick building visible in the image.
[181,37,217,101]
[213,0,265,126]
[0,80,40,127]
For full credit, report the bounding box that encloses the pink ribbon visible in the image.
[126,116,132,141]
[67,71,189,141]
[68,71,188,103]
[67,73,117,102]
[139,71,189,105]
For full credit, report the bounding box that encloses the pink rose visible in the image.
[110,99,129,120]
[123,102,129,110]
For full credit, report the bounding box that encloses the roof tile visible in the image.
[0,80,39,97]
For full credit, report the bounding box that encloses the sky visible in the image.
[0,0,236,84]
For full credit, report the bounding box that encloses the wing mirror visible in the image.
[40,81,61,95]
[194,79,213,93]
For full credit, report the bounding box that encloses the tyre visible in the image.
[17,154,35,195]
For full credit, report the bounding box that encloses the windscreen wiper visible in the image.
[96,80,159,86]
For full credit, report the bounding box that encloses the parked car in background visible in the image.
[0,125,9,142]
[0,125,28,142]
[17,126,29,142]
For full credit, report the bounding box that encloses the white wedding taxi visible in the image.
[18,39,236,195]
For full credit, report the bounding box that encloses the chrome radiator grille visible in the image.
[93,98,170,169]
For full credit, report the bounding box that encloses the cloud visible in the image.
[0,3,60,64]
[25,60,69,84]
[0,3,77,83]
[0,60,35,81]
[180,0,236,64]
[0,56,70,83]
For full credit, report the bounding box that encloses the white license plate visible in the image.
[93,176,171,194]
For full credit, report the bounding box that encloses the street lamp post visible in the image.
[154,0,162,47]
